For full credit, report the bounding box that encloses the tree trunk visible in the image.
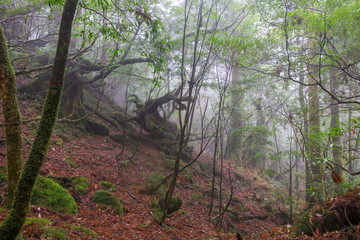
[226,63,244,163]
[0,26,23,207]
[308,40,322,203]
[330,68,344,178]
[298,65,311,203]
[0,0,78,238]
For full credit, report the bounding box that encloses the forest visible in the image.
[0,0,360,239]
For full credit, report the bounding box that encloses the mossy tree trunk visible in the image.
[0,26,23,207]
[0,0,78,238]
[330,68,344,178]
[308,40,323,203]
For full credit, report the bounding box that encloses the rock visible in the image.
[31,177,78,214]
[92,190,123,215]
[85,119,110,135]
[109,134,127,143]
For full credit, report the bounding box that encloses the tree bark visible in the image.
[0,26,23,207]
[0,0,78,238]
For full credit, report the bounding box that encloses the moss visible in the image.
[25,217,52,226]
[67,159,77,168]
[163,158,177,170]
[92,190,123,215]
[44,227,68,240]
[31,177,78,214]
[158,196,182,214]
[69,225,98,239]
[72,176,90,195]
[145,171,166,194]
[184,169,194,183]
[0,170,7,186]
[100,181,115,191]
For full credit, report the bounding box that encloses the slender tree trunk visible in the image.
[0,26,23,207]
[308,40,322,203]
[298,65,312,203]
[0,0,78,238]
[289,132,293,222]
[330,68,344,178]
[348,108,353,172]
[226,63,243,163]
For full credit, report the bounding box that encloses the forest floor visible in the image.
[0,97,358,239]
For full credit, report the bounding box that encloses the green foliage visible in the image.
[31,177,78,214]
[92,190,123,215]
[72,176,90,195]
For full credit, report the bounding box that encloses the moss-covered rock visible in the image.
[92,190,123,215]
[43,227,68,240]
[47,175,74,188]
[85,119,110,135]
[99,181,115,191]
[22,217,69,239]
[72,176,90,195]
[69,225,98,239]
[158,197,182,214]
[290,205,342,237]
[145,171,166,194]
[109,134,127,144]
[31,177,78,214]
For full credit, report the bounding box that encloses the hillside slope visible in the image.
[0,96,287,239]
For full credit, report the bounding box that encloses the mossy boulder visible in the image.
[109,134,127,144]
[145,171,166,194]
[69,225,98,239]
[199,162,221,176]
[158,196,182,214]
[23,217,68,239]
[85,119,110,135]
[290,205,342,237]
[72,176,90,195]
[47,175,74,188]
[99,181,115,191]
[31,177,78,214]
[92,190,123,215]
